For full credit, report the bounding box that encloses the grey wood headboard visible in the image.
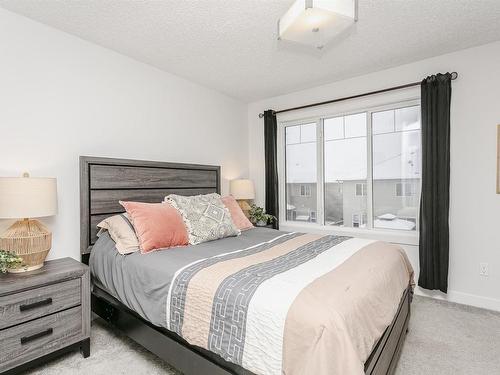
[79,156,220,259]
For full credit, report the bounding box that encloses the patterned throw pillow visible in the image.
[166,193,240,245]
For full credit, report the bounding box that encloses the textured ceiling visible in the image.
[2,0,500,101]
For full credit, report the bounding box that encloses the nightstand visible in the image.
[0,258,90,374]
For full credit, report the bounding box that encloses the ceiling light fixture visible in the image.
[278,0,358,50]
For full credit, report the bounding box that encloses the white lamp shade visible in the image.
[278,0,357,49]
[230,179,255,200]
[0,177,58,219]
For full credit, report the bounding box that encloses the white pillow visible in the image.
[97,213,139,254]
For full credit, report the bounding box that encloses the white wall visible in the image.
[0,9,248,261]
[248,42,500,311]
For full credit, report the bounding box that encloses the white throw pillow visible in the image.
[97,213,139,254]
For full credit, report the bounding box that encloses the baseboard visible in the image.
[414,287,500,312]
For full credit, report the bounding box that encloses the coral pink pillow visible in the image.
[119,201,188,253]
[222,196,254,231]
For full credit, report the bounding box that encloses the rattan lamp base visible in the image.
[0,219,52,272]
[237,199,251,218]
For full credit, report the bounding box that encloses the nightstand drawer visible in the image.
[0,278,81,330]
[0,306,83,372]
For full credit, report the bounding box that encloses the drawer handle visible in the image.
[19,298,53,312]
[20,328,53,345]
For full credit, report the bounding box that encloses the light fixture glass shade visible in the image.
[278,0,357,49]
[0,177,58,219]
[230,179,255,200]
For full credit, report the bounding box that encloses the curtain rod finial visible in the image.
[451,71,458,80]
[259,110,277,118]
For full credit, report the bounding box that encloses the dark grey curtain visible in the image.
[418,73,452,293]
[264,110,279,229]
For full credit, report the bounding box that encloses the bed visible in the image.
[80,156,414,375]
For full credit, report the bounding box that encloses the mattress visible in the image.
[90,228,413,375]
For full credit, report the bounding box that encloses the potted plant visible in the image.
[0,250,23,273]
[248,204,276,227]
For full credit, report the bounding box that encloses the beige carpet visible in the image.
[24,296,500,375]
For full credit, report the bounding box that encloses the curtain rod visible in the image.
[258,72,458,118]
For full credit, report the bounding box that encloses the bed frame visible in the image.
[80,156,412,375]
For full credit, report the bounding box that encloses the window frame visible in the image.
[278,98,421,241]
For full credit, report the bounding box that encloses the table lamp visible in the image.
[230,179,255,217]
[0,173,58,272]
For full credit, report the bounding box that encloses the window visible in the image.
[355,183,367,197]
[282,101,421,232]
[285,123,317,223]
[372,105,420,231]
[324,113,367,227]
[395,182,415,197]
[292,184,312,197]
[299,185,312,197]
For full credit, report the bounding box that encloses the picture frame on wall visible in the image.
[498,125,500,194]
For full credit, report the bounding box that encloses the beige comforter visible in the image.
[282,240,414,374]
[166,232,414,375]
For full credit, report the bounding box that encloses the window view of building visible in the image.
[372,105,421,231]
[283,103,421,231]
[285,123,317,223]
[324,113,367,227]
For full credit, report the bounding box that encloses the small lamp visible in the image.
[230,179,255,216]
[0,173,58,272]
